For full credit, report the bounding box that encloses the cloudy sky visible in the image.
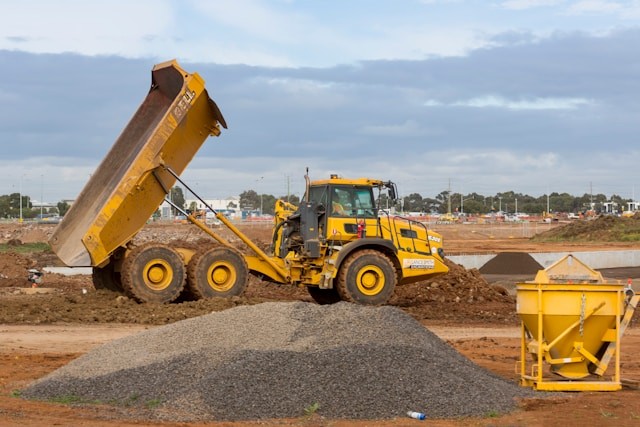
[1,0,639,205]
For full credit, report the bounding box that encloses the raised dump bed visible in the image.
[50,60,226,268]
[517,254,639,391]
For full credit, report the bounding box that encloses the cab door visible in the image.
[327,186,377,242]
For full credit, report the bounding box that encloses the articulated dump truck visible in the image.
[50,60,449,305]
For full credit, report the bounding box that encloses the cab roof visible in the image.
[310,175,384,187]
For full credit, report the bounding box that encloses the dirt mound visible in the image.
[479,252,543,275]
[0,223,56,244]
[0,251,85,290]
[0,246,518,325]
[534,214,640,241]
[23,302,535,421]
[0,251,35,287]
[393,259,515,322]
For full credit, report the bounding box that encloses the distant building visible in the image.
[627,201,640,212]
[602,201,619,214]
[29,199,58,213]
[159,196,241,220]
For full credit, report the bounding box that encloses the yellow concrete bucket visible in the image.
[516,254,638,391]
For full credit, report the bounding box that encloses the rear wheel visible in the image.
[121,243,186,303]
[187,247,248,299]
[307,286,342,305]
[336,250,396,305]
[92,263,123,292]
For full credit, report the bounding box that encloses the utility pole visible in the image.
[546,194,550,214]
[286,175,291,202]
[19,176,22,223]
[40,174,44,218]
[447,178,452,215]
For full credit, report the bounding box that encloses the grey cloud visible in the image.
[5,36,32,43]
[0,27,638,200]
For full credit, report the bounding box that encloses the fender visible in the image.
[334,238,398,271]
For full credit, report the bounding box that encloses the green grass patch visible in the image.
[0,242,50,253]
[619,232,640,241]
[600,409,616,418]
[47,395,86,404]
[484,410,500,418]
[304,402,320,416]
[145,398,162,409]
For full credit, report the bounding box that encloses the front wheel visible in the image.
[336,250,396,305]
[121,243,186,304]
[187,247,248,299]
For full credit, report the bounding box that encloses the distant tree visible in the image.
[261,194,277,215]
[239,190,260,211]
[403,193,423,212]
[227,201,238,209]
[421,197,441,213]
[0,194,10,218]
[282,194,300,205]
[57,201,70,217]
[456,193,488,214]
[170,186,185,215]
[435,190,451,214]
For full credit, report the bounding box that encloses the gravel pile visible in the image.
[479,252,543,275]
[23,302,535,421]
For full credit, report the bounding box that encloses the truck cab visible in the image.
[269,175,448,304]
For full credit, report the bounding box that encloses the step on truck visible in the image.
[50,60,449,305]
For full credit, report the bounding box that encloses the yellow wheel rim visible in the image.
[356,265,385,296]
[206,261,237,292]
[142,259,173,291]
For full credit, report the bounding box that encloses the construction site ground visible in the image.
[1,220,640,426]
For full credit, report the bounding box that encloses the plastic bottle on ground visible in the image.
[407,410,426,420]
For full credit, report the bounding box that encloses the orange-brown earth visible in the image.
[1,220,639,426]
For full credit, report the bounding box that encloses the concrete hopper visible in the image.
[517,254,638,391]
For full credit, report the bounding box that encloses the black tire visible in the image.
[336,250,396,305]
[92,263,123,292]
[121,243,186,304]
[307,286,342,305]
[187,247,248,299]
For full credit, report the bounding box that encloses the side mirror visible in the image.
[385,181,397,201]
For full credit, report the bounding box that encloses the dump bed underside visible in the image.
[50,61,225,267]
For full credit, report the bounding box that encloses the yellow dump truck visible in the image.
[50,60,449,305]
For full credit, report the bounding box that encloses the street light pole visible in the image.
[19,175,26,223]
[40,174,44,218]
[256,176,264,216]
[19,177,22,222]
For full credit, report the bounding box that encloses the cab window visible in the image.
[330,186,376,218]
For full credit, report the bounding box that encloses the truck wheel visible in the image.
[187,247,248,298]
[307,286,342,305]
[337,250,396,305]
[121,243,186,303]
[92,263,123,292]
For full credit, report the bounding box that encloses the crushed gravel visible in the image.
[23,301,536,421]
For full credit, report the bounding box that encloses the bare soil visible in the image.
[1,221,639,426]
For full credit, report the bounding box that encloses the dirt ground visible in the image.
[1,221,640,426]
